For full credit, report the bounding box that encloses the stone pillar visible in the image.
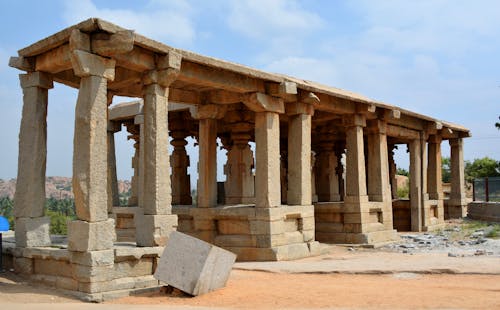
[14,71,53,248]
[107,121,121,212]
[334,143,345,201]
[315,142,341,202]
[287,110,312,205]
[366,120,391,203]
[409,138,423,231]
[191,104,226,208]
[280,145,288,204]
[170,127,192,205]
[311,152,318,203]
[224,130,255,204]
[449,138,467,217]
[255,112,281,208]
[125,123,140,206]
[198,118,218,207]
[428,135,443,200]
[343,114,368,204]
[68,49,116,252]
[135,77,177,246]
[388,144,398,200]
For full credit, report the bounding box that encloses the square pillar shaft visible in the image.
[14,72,52,219]
[197,118,218,207]
[316,147,340,202]
[255,112,281,208]
[428,136,443,200]
[287,113,312,205]
[107,123,120,212]
[367,121,391,202]
[72,75,110,222]
[409,138,423,231]
[344,116,368,204]
[142,84,171,214]
[450,138,466,203]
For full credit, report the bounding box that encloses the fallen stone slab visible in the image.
[154,231,236,296]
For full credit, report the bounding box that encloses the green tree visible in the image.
[442,157,451,183]
[396,168,409,177]
[464,157,500,183]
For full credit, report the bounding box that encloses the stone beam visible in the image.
[178,61,266,93]
[91,30,135,56]
[9,56,35,71]
[386,124,420,140]
[266,81,298,101]
[242,92,284,113]
[112,46,156,72]
[35,44,72,73]
[203,89,242,105]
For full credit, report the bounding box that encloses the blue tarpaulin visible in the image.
[0,216,9,232]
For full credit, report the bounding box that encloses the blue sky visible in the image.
[0,0,499,182]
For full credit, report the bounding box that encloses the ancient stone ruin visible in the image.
[8,18,470,301]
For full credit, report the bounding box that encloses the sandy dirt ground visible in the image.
[1,245,499,309]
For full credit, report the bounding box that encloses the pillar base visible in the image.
[445,199,468,219]
[15,217,51,248]
[135,214,178,247]
[173,204,320,261]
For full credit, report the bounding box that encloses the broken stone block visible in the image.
[15,217,51,247]
[154,231,236,296]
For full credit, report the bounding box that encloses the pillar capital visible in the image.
[342,114,366,128]
[286,101,315,116]
[242,92,284,113]
[428,134,442,144]
[449,137,463,147]
[366,119,387,134]
[71,50,116,80]
[107,120,122,133]
[190,104,227,120]
[143,52,181,88]
[19,71,53,89]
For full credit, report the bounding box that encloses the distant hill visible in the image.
[0,176,131,199]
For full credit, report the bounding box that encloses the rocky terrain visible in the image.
[381,219,500,257]
[0,177,131,199]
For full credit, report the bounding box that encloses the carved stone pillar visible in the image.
[334,142,345,201]
[224,125,255,204]
[170,119,192,205]
[14,71,53,248]
[315,141,340,202]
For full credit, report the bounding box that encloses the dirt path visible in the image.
[111,271,500,309]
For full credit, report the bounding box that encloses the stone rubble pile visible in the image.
[382,226,500,257]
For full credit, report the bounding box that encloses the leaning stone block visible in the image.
[135,214,177,247]
[68,219,116,252]
[15,216,51,247]
[154,231,236,296]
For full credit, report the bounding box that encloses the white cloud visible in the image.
[62,0,196,46]
[227,0,324,39]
